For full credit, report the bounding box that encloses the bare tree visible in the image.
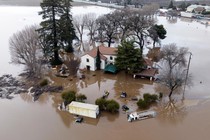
[167,9,178,19]
[128,9,155,54]
[157,44,191,98]
[132,0,142,8]
[96,13,119,47]
[113,9,131,42]
[73,15,86,52]
[142,3,159,16]
[62,53,80,76]
[9,25,44,78]
[83,13,98,48]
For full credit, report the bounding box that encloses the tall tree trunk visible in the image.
[108,37,112,47]
[52,5,58,61]
[169,90,173,98]
[153,40,155,47]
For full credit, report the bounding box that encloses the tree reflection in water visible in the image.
[156,98,187,125]
[167,17,178,24]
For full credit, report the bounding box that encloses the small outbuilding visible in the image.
[68,101,99,119]
[104,64,117,74]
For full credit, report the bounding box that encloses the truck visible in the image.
[68,101,99,119]
[127,110,157,122]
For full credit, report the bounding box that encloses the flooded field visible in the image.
[0,6,210,140]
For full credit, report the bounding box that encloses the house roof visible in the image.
[194,7,205,12]
[85,45,117,60]
[187,5,210,12]
[134,68,157,78]
[144,58,153,67]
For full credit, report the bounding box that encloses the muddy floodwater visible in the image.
[1,6,210,140]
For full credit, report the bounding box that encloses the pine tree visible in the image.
[168,0,174,9]
[115,40,144,74]
[38,0,76,65]
[96,47,101,70]
[38,0,63,65]
[59,0,76,53]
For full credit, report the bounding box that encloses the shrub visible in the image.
[39,79,48,87]
[137,93,159,110]
[95,98,107,111]
[159,92,163,99]
[202,11,210,15]
[143,93,158,104]
[61,90,76,106]
[95,98,120,113]
[106,100,120,113]
[76,94,87,102]
[137,99,150,109]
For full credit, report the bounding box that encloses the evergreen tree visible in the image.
[168,0,174,9]
[38,0,63,65]
[178,2,187,11]
[38,0,76,65]
[59,0,76,53]
[115,40,144,74]
[96,47,101,70]
[148,24,167,47]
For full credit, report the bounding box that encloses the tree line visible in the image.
[9,1,166,76]
[8,0,191,99]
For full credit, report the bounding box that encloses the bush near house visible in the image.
[137,93,158,110]
[95,98,107,111]
[143,93,158,104]
[95,98,119,113]
[61,90,76,106]
[202,11,210,15]
[106,100,120,113]
[137,99,150,109]
[76,94,87,102]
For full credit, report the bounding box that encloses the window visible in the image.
[86,58,89,62]
[110,56,113,60]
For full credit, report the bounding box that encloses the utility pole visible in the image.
[182,52,192,100]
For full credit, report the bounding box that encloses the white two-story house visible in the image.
[80,45,117,71]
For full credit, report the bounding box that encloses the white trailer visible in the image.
[127,110,156,122]
[68,101,99,119]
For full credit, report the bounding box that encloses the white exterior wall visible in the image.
[101,59,106,69]
[68,102,99,118]
[80,54,96,71]
[180,12,195,18]
[80,54,107,71]
[104,55,117,64]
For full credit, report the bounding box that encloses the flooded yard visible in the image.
[0,6,210,140]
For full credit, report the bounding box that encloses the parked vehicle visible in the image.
[75,116,83,123]
[102,90,109,99]
[127,110,157,122]
[122,105,129,111]
[120,92,127,98]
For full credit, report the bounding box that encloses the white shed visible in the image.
[68,101,99,118]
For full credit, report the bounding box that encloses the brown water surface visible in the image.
[1,15,210,140]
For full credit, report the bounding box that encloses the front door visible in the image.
[86,65,90,70]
